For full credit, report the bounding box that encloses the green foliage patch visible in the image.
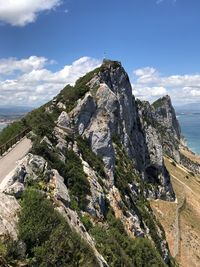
[0,120,26,146]
[0,104,59,146]
[31,141,90,210]
[76,136,106,178]
[57,67,100,112]
[89,208,166,267]
[112,136,141,203]
[112,138,172,264]
[18,188,99,267]
[152,98,165,109]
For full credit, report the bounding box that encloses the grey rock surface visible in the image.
[57,111,71,129]
[3,181,24,199]
[0,193,20,240]
[51,169,71,207]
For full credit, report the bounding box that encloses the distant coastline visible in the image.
[0,106,32,133]
[178,113,200,155]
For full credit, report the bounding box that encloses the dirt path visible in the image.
[0,137,32,184]
[171,174,200,199]
[173,182,186,259]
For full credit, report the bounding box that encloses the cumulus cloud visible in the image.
[132,66,200,105]
[132,86,167,99]
[0,56,101,106]
[1,57,200,107]
[0,0,62,26]
[0,56,49,75]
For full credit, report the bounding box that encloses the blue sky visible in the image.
[0,0,200,106]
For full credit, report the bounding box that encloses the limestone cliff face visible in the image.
[55,60,180,263]
[136,100,175,200]
[153,95,181,141]
[152,96,181,162]
[68,60,138,185]
[0,59,183,266]
[58,60,175,201]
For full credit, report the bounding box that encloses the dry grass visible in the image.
[180,146,200,164]
[150,156,200,267]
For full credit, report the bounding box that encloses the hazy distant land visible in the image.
[0,106,33,132]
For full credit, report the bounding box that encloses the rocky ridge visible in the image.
[0,59,189,266]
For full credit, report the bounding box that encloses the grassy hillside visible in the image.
[150,153,200,267]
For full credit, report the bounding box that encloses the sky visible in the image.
[0,0,200,107]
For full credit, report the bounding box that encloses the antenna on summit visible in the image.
[103,51,107,60]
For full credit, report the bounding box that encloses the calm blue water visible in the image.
[178,114,200,155]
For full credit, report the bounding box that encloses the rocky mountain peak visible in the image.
[0,59,186,267]
[152,95,181,140]
[55,61,175,201]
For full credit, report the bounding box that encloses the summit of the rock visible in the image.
[1,59,196,267]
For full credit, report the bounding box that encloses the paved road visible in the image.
[0,137,32,184]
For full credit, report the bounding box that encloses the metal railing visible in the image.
[0,128,31,156]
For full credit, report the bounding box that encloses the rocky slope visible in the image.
[0,59,193,266]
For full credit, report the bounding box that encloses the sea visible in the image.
[178,114,200,155]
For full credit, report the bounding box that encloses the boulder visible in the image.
[52,170,70,207]
[0,193,20,240]
[3,181,24,199]
[57,111,71,129]
[27,154,47,175]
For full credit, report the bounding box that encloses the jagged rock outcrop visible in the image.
[0,193,20,240]
[152,96,181,162]
[82,159,106,219]
[0,59,185,266]
[50,169,71,206]
[153,95,181,141]
[56,60,175,201]
[136,99,175,200]
[3,181,24,199]
[0,152,108,267]
[53,60,177,263]
[108,186,144,237]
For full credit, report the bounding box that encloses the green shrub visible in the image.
[80,214,93,232]
[18,189,61,253]
[113,139,140,203]
[32,141,90,210]
[0,104,58,146]
[189,171,195,177]
[131,238,167,267]
[57,67,100,112]
[18,188,99,267]
[113,140,169,262]
[136,199,164,256]
[76,136,106,178]
[152,98,164,109]
[0,66,99,145]
[89,208,166,267]
[0,120,26,146]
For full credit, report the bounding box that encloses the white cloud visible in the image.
[132,66,200,104]
[0,0,62,26]
[132,85,167,101]
[0,56,49,75]
[0,56,101,106]
[1,57,199,107]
